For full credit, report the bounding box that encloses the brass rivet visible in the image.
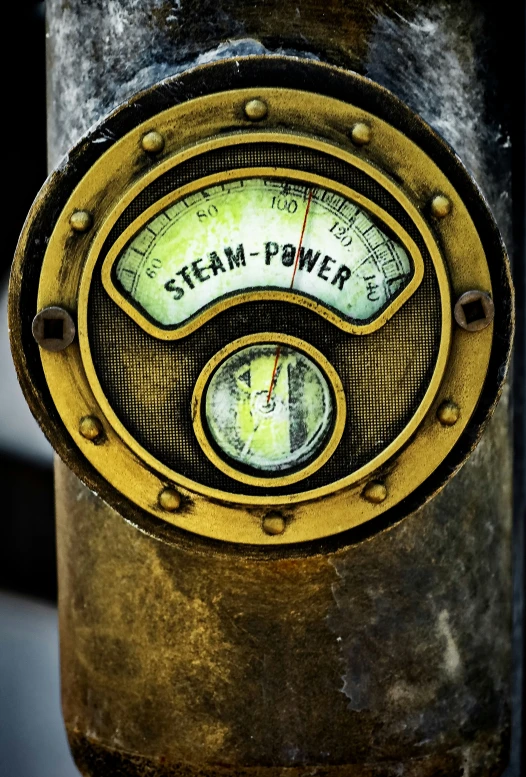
[454,290,495,332]
[79,415,104,441]
[244,99,268,121]
[69,210,92,232]
[430,195,452,218]
[32,306,76,351]
[351,122,372,146]
[158,487,181,512]
[362,481,387,504]
[437,400,460,427]
[262,512,286,536]
[141,130,165,154]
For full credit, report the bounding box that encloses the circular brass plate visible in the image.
[9,57,512,547]
[75,138,450,507]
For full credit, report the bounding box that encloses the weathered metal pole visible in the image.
[46,2,513,775]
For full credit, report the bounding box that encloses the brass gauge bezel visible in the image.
[191,333,347,486]
[10,57,511,547]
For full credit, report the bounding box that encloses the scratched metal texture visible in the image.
[47,1,515,775]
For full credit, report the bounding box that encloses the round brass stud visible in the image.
[454,290,495,332]
[262,512,286,536]
[158,487,181,512]
[141,130,165,154]
[79,415,104,441]
[32,306,76,351]
[436,400,460,427]
[244,99,268,121]
[69,210,92,232]
[430,195,452,219]
[350,122,372,146]
[362,481,387,504]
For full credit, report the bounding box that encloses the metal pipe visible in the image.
[47,1,514,774]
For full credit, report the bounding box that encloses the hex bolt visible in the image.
[362,481,387,504]
[436,400,460,427]
[350,122,372,146]
[32,306,76,352]
[244,99,268,121]
[454,290,495,332]
[79,415,104,442]
[141,130,165,154]
[430,194,452,218]
[262,512,286,536]
[158,487,182,512]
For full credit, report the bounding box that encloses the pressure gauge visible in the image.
[194,336,345,481]
[10,57,513,546]
[107,177,418,336]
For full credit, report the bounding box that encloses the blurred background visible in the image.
[0,2,524,776]
[0,2,77,774]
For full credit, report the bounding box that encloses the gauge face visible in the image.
[204,343,334,473]
[108,177,420,337]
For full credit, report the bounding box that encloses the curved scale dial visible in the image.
[106,176,421,337]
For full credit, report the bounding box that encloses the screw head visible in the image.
[436,400,460,427]
[362,481,387,504]
[262,512,286,536]
[158,487,181,512]
[454,290,495,332]
[350,122,372,146]
[141,130,165,154]
[32,306,76,351]
[430,195,452,219]
[79,415,104,441]
[244,99,268,121]
[69,210,92,232]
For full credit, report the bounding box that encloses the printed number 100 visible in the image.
[271,196,298,214]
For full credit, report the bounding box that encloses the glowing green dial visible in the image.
[112,177,415,335]
[204,344,334,472]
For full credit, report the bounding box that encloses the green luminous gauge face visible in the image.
[106,177,421,338]
[204,344,334,473]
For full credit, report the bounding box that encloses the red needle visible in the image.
[266,188,314,404]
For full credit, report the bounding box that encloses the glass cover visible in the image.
[204,343,334,472]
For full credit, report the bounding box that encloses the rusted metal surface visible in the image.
[46,0,514,774]
[57,386,511,775]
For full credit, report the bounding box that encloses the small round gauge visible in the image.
[204,343,334,473]
[192,334,347,486]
